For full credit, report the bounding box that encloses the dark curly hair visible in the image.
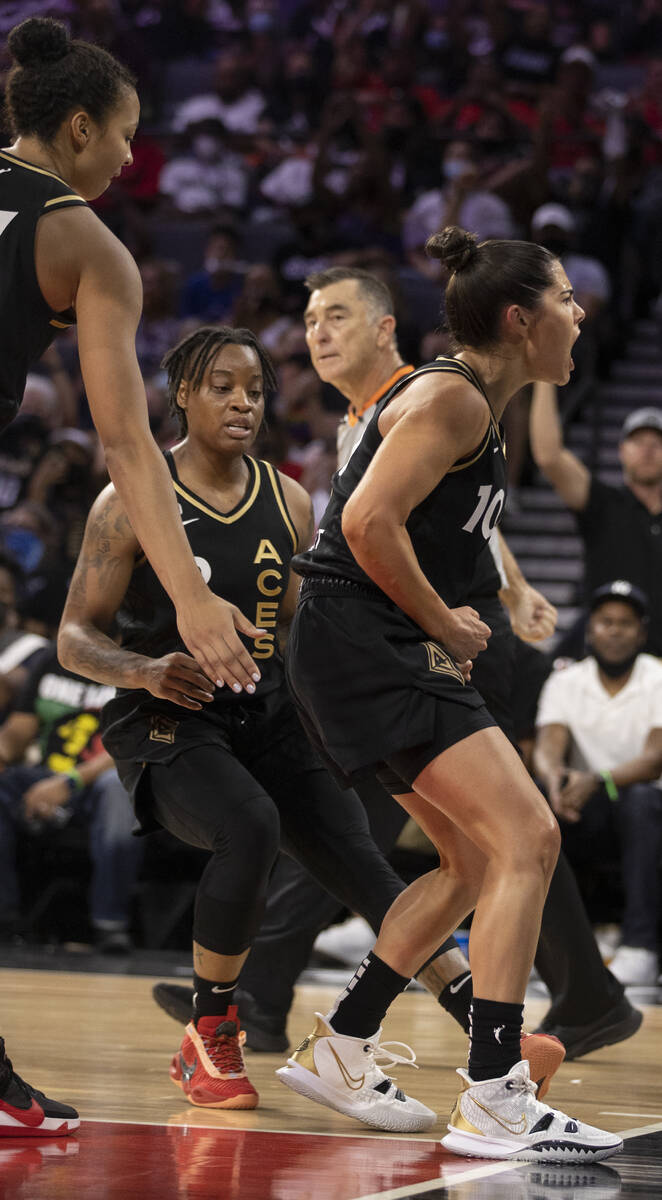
[162,326,278,437]
[5,17,136,144]
[426,226,557,350]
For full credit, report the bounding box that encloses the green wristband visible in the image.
[600,769,619,802]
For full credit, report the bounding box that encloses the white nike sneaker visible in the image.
[276,1013,436,1133]
[313,917,374,966]
[442,1060,622,1163]
[608,944,659,986]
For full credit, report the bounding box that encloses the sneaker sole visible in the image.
[556,1007,643,1061]
[276,1062,436,1133]
[441,1127,623,1163]
[520,1033,565,1100]
[170,1069,259,1109]
[0,1113,80,1137]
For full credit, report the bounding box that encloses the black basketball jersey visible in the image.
[111,451,298,713]
[293,357,507,610]
[0,150,87,431]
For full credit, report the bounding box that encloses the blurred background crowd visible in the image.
[1,0,661,966]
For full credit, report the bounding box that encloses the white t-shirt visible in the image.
[536,653,662,786]
[403,188,516,251]
[172,91,266,135]
[159,154,247,212]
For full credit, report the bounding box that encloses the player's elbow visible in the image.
[342,499,388,557]
[103,429,156,482]
[56,622,78,672]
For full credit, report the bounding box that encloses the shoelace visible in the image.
[370,1038,420,1073]
[201,1028,247,1075]
[506,1071,539,1100]
[506,1067,569,1120]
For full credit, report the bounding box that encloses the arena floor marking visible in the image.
[3,1119,662,1199]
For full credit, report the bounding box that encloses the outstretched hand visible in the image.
[176,591,266,693]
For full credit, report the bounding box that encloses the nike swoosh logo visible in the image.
[471,1096,527,1135]
[0,1097,46,1127]
[182,518,199,526]
[211,986,230,993]
[329,1044,365,1091]
[179,1052,197,1083]
[449,972,472,994]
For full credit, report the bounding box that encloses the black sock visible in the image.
[193,972,238,1023]
[327,951,411,1038]
[439,970,473,1033]
[467,997,523,1081]
[415,940,473,1034]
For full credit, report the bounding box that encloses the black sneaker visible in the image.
[0,1038,79,1137]
[152,984,289,1053]
[535,997,643,1060]
[95,928,132,955]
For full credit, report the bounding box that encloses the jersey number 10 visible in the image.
[462,485,505,540]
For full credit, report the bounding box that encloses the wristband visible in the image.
[600,769,619,802]
[64,766,84,793]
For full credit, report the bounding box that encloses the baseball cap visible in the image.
[561,46,597,70]
[589,580,649,619]
[531,203,576,235]
[621,407,662,440]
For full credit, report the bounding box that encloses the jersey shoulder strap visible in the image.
[377,356,503,470]
[257,458,298,554]
[0,151,88,215]
[379,355,490,408]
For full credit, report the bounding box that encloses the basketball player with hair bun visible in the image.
[1,16,265,698]
[277,227,622,1163]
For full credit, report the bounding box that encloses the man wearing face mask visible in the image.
[534,582,662,986]
[159,119,248,216]
[403,139,516,279]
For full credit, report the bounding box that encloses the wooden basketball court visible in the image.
[2,967,661,1198]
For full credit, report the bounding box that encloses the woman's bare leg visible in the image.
[373,796,486,975]
[375,725,560,1003]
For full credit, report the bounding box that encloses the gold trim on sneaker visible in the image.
[288,1015,332,1076]
[449,1102,482,1135]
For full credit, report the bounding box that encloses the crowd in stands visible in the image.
[0,0,661,976]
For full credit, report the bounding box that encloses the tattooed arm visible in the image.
[58,487,215,710]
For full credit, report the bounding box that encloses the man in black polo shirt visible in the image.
[530,387,662,656]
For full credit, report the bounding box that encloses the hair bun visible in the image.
[8,17,70,68]
[426,226,479,274]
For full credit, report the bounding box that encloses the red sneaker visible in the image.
[520,1031,566,1100]
[170,1007,259,1109]
[0,1038,79,1137]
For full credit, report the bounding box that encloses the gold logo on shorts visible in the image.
[422,641,464,683]
[149,716,178,744]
